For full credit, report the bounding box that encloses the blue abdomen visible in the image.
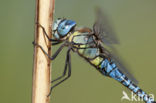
[99,59,155,103]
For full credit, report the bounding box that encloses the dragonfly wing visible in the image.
[93,8,138,84]
[101,45,138,85]
[93,8,119,45]
[111,49,138,85]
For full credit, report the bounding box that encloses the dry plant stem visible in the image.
[32,0,55,103]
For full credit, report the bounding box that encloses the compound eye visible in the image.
[61,26,65,29]
[65,20,74,25]
[57,19,76,37]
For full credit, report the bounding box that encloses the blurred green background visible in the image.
[0,0,156,103]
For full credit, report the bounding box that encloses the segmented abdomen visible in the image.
[89,56,155,103]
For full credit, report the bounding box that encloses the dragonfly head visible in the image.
[53,18,76,40]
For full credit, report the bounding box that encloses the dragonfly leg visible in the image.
[51,57,68,83]
[47,48,71,97]
[50,43,66,60]
[51,67,67,83]
[52,41,62,45]
[51,46,72,83]
[36,22,60,42]
[33,42,65,60]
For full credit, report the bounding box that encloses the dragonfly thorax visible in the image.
[52,18,76,40]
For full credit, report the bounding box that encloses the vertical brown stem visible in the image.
[32,0,55,103]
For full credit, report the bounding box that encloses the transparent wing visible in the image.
[93,8,119,45]
[93,8,138,84]
[100,45,138,85]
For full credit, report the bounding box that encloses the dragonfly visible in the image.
[33,9,155,103]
